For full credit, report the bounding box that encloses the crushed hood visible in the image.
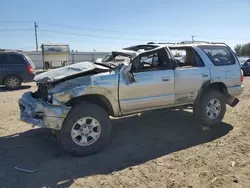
[34,61,109,84]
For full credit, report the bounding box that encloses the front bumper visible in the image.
[18,92,70,130]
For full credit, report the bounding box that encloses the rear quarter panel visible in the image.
[194,46,242,87]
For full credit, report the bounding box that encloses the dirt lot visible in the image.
[0,78,250,188]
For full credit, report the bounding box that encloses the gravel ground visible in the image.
[0,78,250,188]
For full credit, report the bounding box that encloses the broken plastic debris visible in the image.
[14,164,38,173]
[232,161,236,167]
[211,177,218,183]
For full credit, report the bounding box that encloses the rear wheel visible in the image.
[194,90,226,127]
[4,76,22,90]
[59,103,112,156]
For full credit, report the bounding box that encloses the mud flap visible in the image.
[224,94,239,107]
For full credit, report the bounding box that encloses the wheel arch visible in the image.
[196,81,228,102]
[66,94,114,116]
[3,74,23,83]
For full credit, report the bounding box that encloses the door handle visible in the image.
[202,73,209,78]
[162,77,170,81]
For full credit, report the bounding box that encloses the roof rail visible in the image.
[178,40,211,44]
[210,42,228,45]
[0,48,24,53]
[148,41,169,44]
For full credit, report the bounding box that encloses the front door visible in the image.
[119,48,175,114]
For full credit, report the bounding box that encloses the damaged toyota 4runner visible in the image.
[18,42,244,156]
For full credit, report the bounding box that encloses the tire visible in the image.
[194,90,226,127]
[4,75,22,90]
[59,103,112,156]
[51,130,60,139]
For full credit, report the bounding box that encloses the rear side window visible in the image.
[199,46,235,66]
[5,54,26,65]
[170,47,205,68]
[0,54,6,64]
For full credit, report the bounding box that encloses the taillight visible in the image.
[241,69,244,82]
[28,65,34,74]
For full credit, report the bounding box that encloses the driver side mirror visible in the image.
[130,57,141,73]
[127,61,137,83]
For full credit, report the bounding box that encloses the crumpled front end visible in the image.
[19,92,70,130]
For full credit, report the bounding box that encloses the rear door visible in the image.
[171,47,210,104]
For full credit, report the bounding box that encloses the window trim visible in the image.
[193,50,205,67]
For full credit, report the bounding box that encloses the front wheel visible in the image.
[59,103,112,156]
[194,90,226,127]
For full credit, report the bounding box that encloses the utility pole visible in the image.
[191,35,195,43]
[34,21,38,51]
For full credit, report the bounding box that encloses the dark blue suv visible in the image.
[240,58,250,75]
[0,51,36,89]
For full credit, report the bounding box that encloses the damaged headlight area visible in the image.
[19,92,71,130]
[32,83,62,105]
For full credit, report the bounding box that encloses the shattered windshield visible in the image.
[102,54,114,62]
[97,51,135,69]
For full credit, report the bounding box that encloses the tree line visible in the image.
[234,42,250,56]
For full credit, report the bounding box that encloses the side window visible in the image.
[199,46,235,66]
[5,54,25,65]
[133,48,171,72]
[0,54,6,64]
[170,47,204,68]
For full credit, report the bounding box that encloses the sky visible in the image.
[0,0,250,52]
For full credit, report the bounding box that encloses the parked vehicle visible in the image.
[18,42,244,156]
[0,51,36,89]
[239,57,250,75]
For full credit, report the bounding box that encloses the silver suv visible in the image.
[18,42,244,156]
